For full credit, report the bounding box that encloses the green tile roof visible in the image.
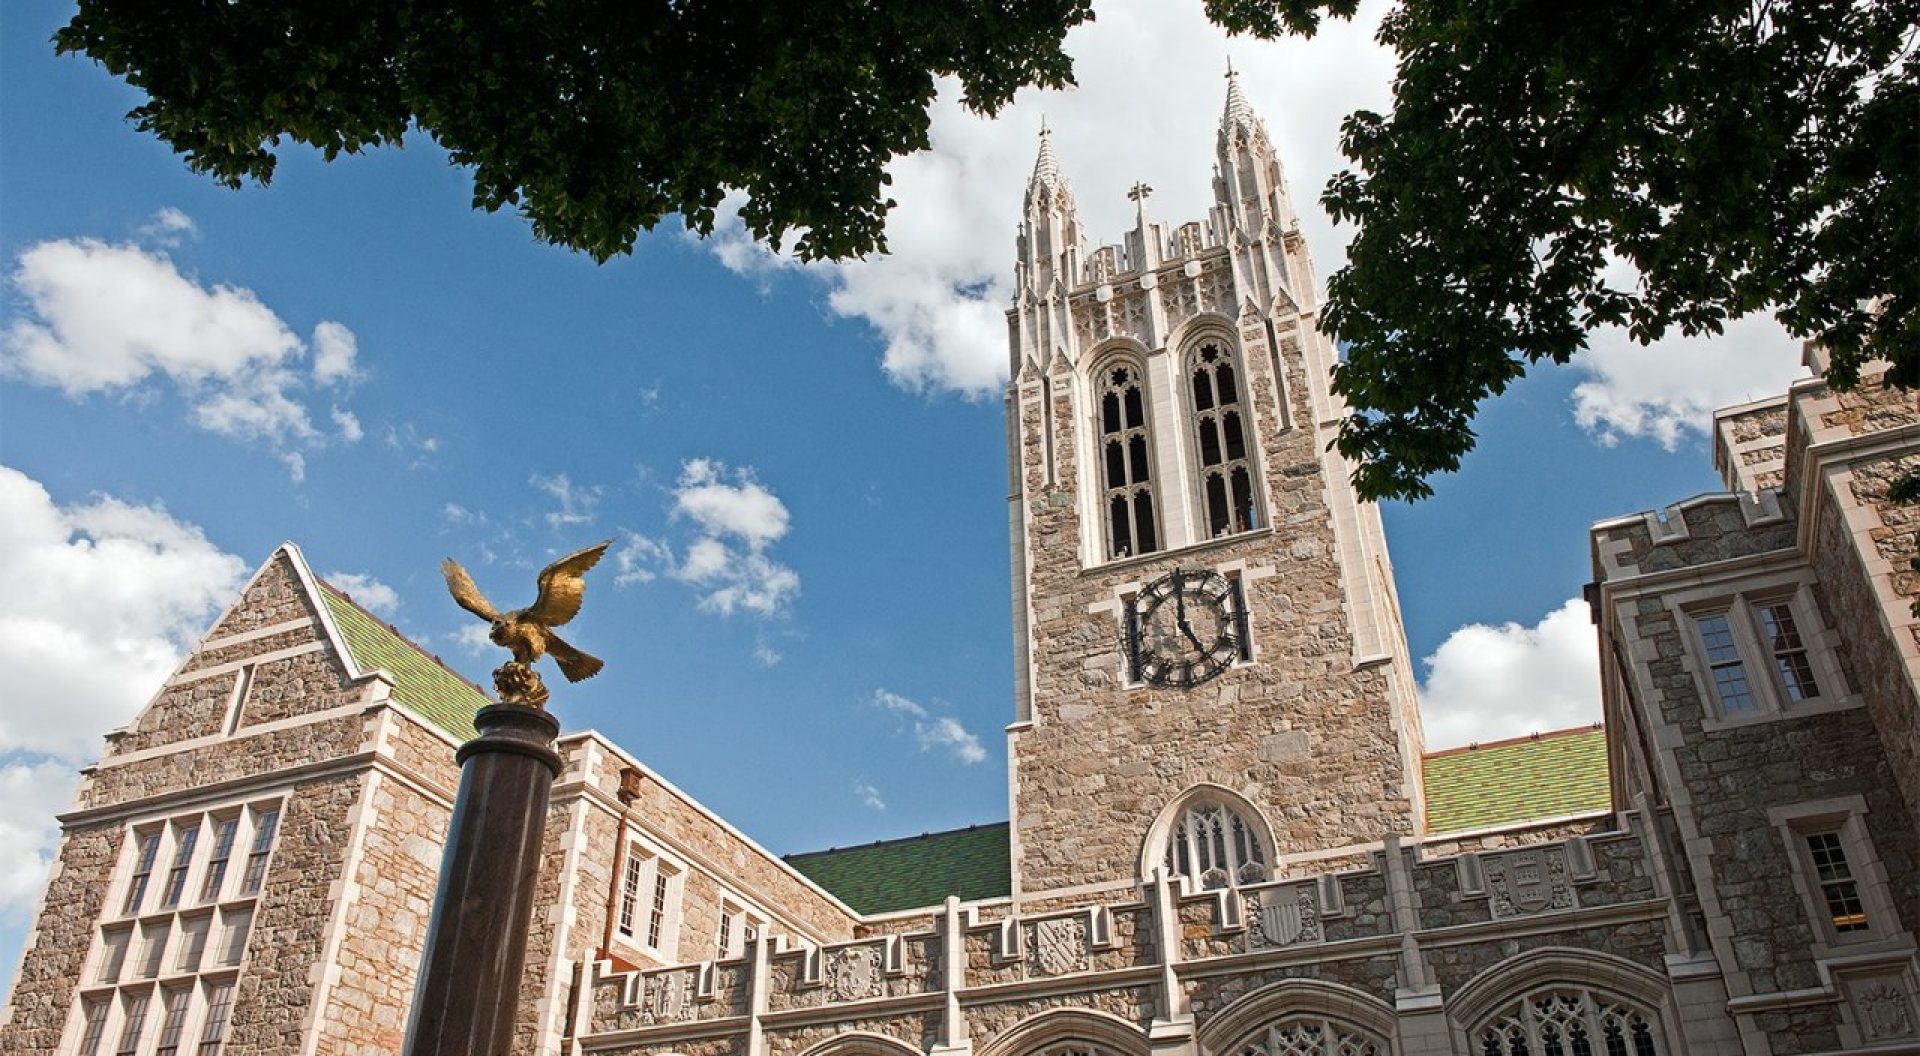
[318,581,484,742]
[786,823,1011,914]
[1424,727,1612,833]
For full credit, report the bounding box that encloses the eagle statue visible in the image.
[442,540,611,684]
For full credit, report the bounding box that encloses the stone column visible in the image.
[403,704,563,1056]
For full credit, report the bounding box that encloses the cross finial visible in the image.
[1127,182,1154,204]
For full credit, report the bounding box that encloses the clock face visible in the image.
[1127,569,1244,687]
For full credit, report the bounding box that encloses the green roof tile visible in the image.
[786,823,1010,914]
[318,581,485,742]
[1423,727,1611,833]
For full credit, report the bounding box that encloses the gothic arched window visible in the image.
[1187,340,1260,538]
[1475,987,1662,1056]
[1163,801,1267,889]
[1096,359,1160,560]
[1239,1017,1386,1056]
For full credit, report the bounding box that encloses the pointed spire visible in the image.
[1028,122,1067,205]
[1221,61,1259,137]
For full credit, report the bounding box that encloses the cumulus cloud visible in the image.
[663,460,801,616]
[1572,313,1809,450]
[673,459,790,548]
[869,689,988,765]
[447,622,495,657]
[1417,598,1603,750]
[0,465,247,918]
[323,572,400,617]
[1,234,362,474]
[699,0,1396,396]
[613,534,674,586]
[531,473,603,530]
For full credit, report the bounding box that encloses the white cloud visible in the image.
[699,0,1396,397]
[1417,598,1603,750]
[382,422,442,469]
[612,533,674,586]
[869,689,988,765]
[0,759,80,924]
[649,460,801,617]
[136,207,197,247]
[672,459,790,548]
[753,642,783,667]
[1571,313,1809,450]
[854,781,887,811]
[1,235,363,466]
[531,473,603,530]
[323,572,400,617]
[310,321,359,384]
[332,407,364,443]
[0,465,247,918]
[448,622,494,657]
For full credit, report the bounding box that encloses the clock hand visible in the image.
[1181,620,1207,651]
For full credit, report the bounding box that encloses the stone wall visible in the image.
[1010,293,1418,895]
[0,823,120,1053]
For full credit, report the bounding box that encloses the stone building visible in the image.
[4,77,1916,1056]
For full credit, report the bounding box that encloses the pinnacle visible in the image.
[1221,64,1259,134]
[1026,125,1073,208]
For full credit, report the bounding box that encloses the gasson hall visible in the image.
[4,80,1917,1056]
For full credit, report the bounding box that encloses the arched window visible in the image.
[1475,987,1661,1056]
[1096,360,1159,560]
[1187,340,1260,538]
[1163,801,1267,889]
[1239,1017,1387,1056]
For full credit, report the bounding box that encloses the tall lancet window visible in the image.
[1097,360,1159,560]
[1189,341,1260,537]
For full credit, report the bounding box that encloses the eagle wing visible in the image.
[441,558,501,622]
[525,539,613,627]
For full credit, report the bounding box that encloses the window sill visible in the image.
[1699,693,1862,733]
[1086,526,1273,577]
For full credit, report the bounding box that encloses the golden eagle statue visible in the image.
[442,541,612,697]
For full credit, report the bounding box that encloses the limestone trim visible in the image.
[977,1006,1153,1056]
[1444,946,1682,1055]
[561,731,862,927]
[297,766,382,1056]
[1137,784,1277,887]
[164,640,328,687]
[1792,421,1920,552]
[1767,796,1911,954]
[1412,900,1669,949]
[792,1029,927,1056]
[90,699,378,770]
[1195,978,1397,1055]
[193,616,317,655]
[1416,809,1614,846]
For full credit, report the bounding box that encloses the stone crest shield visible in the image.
[1485,847,1574,919]
[1031,917,1087,976]
[827,946,883,1002]
[1247,888,1321,949]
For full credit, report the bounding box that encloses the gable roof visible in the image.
[315,579,485,742]
[785,822,1011,914]
[1423,726,1612,834]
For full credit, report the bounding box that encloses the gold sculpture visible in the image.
[442,540,612,708]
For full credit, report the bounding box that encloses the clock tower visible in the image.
[1005,75,1427,903]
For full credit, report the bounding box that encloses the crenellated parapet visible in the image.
[576,819,1690,1056]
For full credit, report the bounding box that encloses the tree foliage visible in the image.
[1312,0,1918,499]
[56,0,1918,499]
[56,0,1092,262]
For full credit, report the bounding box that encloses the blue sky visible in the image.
[0,0,1809,992]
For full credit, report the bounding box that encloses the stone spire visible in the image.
[1025,123,1073,211]
[1220,61,1261,141]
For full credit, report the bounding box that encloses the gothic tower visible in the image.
[1004,75,1426,904]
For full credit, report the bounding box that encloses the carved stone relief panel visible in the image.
[1029,916,1089,976]
[1483,846,1574,918]
[826,945,884,1002]
[1116,292,1148,342]
[1164,279,1199,331]
[1245,884,1323,949]
[640,970,693,1024]
[1198,266,1234,315]
[1845,973,1918,1043]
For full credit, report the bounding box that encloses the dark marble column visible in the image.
[403,704,563,1056]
